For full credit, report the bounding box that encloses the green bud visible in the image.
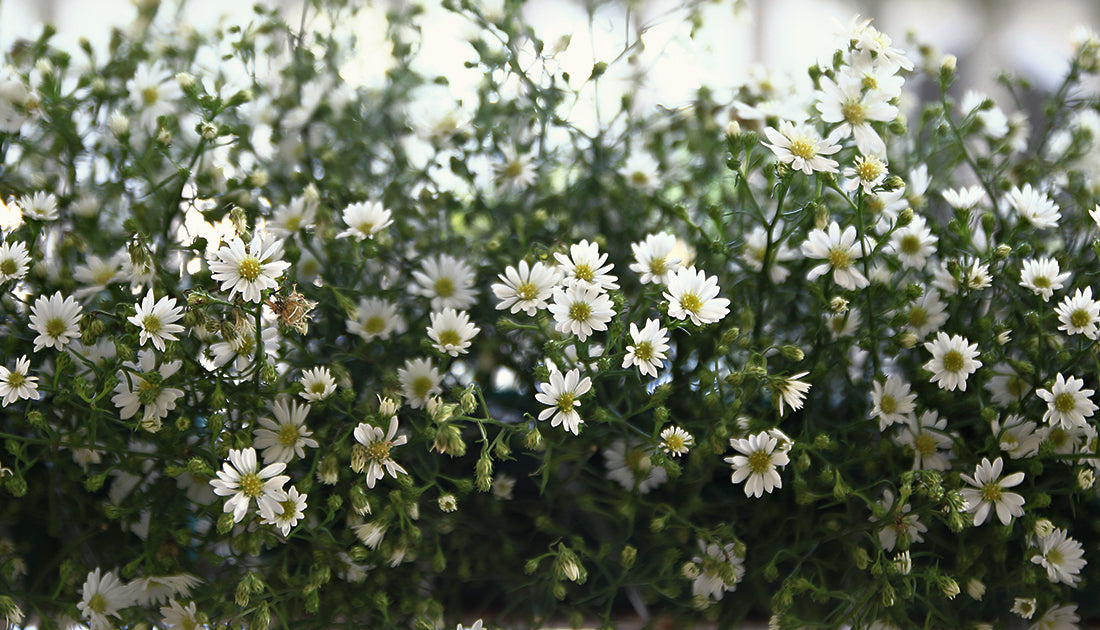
[26,410,45,429]
[621,545,637,569]
[235,579,251,607]
[84,472,108,492]
[475,454,493,492]
[780,345,804,361]
[217,512,235,535]
[4,475,26,497]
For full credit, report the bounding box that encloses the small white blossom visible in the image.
[410,254,477,310]
[209,447,289,523]
[209,232,290,304]
[1036,373,1097,430]
[629,232,682,285]
[491,260,559,316]
[664,266,730,325]
[128,292,185,352]
[1055,287,1100,339]
[535,367,592,435]
[1031,527,1086,586]
[427,308,480,357]
[959,456,1026,526]
[801,222,871,290]
[548,284,615,341]
[336,201,393,241]
[725,432,790,497]
[1019,257,1070,302]
[922,332,982,392]
[622,319,669,378]
[354,416,409,488]
[398,357,443,409]
[1005,183,1061,229]
[299,366,337,402]
[0,355,39,406]
[29,291,82,352]
[554,239,619,292]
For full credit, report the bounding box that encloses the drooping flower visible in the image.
[663,266,730,325]
[774,372,811,416]
[959,456,1026,526]
[128,292,185,352]
[1005,183,1061,230]
[535,367,592,435]
[1030,527,1086,586]
[353,416,409,488]
[1029,604,1080,630]
[208,232,290,304]
[922,332,982,392]
[622,319,670,378]
[801,222,871,290]
[725,432,790,497]
[491,260,559,316]
[160,599,201,630]
[209,447,289,523]
[1036,373,1097,430]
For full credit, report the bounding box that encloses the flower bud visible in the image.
[621,545,637,569]
[437,493,458,513]
[966,578,985,600]
[432,423,466,457]
[475,454,493,492]
[1034,518,1055,538]
[938,576,960,599]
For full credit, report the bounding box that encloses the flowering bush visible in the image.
[2,1,1100,628]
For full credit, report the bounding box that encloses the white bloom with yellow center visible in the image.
[0,241,31,283]
[260,485,308,537]
[869,374,916,430]
[398,357,442,409]
[29,291,82,352]
[1031,527,1086,586]
[629,232,682,285]
[0,355,39,406]
[1019,257,1070,302]
[549,284,615,342]
[336,200,393,241]
[554,239,619,292]
[210,447,289,523]
[1054,287,1100,339]
[128,292,185,352]
[923,332,981,392]
[353,416,408,488]
[663,266,730,326]
[492,260,559,316]
[959,456,1026,526]
[801,222,871,290]
[209,232,290,304]
[160,599,201,630]
[725,432,789,497]
[603,438,668,494]
[659,426,694,457]
[77,568,132,630]
[111,350,184,429]
[427,308,480,357]
[889,214,937,270]
[410,254,477,310]
[1005,183,1061,230]
[1036,373,1097,430]
[843,154,888,193]
[622,319,669,378]
[896,410,953,471]
[762,120,843,175]
[253,398,318,463]
[815,74,897,156]
[298,366,336,402]
[346,297,406,342]
[774,372,811,416]
[535,367,592,435]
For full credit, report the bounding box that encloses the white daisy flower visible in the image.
[1029,604,1079,630]
[815,73,898,156]
[941,186,987,211]
[663,266,731,326]
[427,308,480,357]
[629,232,682,285]
[0,241,31,282]
[774,372,811,416]
[266,194,318,237]
[761,120,843,174]
[336,200,393,241]
[127,61,184,130]
[353,416,409,488]
[491,260,559,316]
[260,485,308,536]
[900,287,948,338]
[1055,287,1100,339]
[410,254,477,310]
[160,599,201,630]
[77,568,133,630]
[548,284,615,341]
[621,152,661,192]
[889,214,937,270]
[494,145,537,192]
[354,521,387,549]
[659,426,694,456]
[1005,183,1061,230]
[346,297,406,342]
[0,355,39,406]
[603,438,668,494]
[848,18,914,70]
[741,224,797,284]
[993,414,1042,459]
[1019,257,1070,302]
[298,366,337,402]
[29,291,82,352]
[1030,527,1086,586]
[871,489,927,551]
[535,367,592,435]
[397,357,442,409]
[1013,597,1038,620]
[73,253,126,299]
[128,574,200,606]
[869,374,916,431]
[203,322,280,376]
[17,191,58,221]
[922,332,982,392]
[128,292,185,352]
[554,239,619,292]
[690,540,745,602]
[985,363,1032,406]
[801,222,871,291]
[111,350,184,430]
[622,319,669,378]
[842,154,888,193]
[725,432,790,497]
[897,410,954,471]
[209,232,290,304]
[1036,373,1097,430]
[253,398,318,463]
[209,447,290,523]
[959,456,1026,526]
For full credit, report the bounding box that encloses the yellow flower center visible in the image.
[142,314,162,334]
[914,433,936,456]
[827,247,851,270]
[87,592,108,614]
[899,234,921,255]
[366,440,392,463]
[1047,547,1064,566]
[555,392,576,413]
[357,221,375,235]
[680,293,702,314]
[855,158,884,182]
[0,259,16,276]
[45,317,68,339]
[664,434,686,452]
[1033,275,1051,289]
[412,375,434,399]
[880,395,897,414]
[516,281,539,301]
[237,256,262,282]
[842,101,866,124]
[569,302,592,322]
[364,316,386,334]
[137,378,161,405]
[573,263,594,282]
[6,371,25,388]
[238,471,264,498]
[908,306,928,328]
[1006,376,1027,398]
[648,257,667,276]
[632,341,653,362]
[438,329,462,347]
[277,423,300,448]
[942,350,965,373]
[748,450,772,474]
[1048,427,1068,449]
[284,216,302,231]
[626,447,651,474]
[434,277,455,298]
[788,137,816,160]
[631,172,650,186]
[980,481,1002,503]
[142,86,160,106]
[1054,392,1077,414]
[1070,308,1091,329]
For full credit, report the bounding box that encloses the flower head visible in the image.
[549,284,615,341]
[410,254,477,310]
[111,350,184,431]
[1005,183,1061,229]
[491,260,559,316]
[346,297,406,342]
[659,426,694,456]
[535,367,592,435]
[801,222,871,290]
[427,308,480,357]
[298,366,337,402]
[725,432,790,497]
[774,372,811,416]
[1019,257,1070,302]
[77,568,132,630]
[629,232,682,285]
[0,355,39,406]
[959,456,1026,526]
[29,291,82,352]
[209,447,289,523]
[398,357,442,409]
[603,438,668,494]
[869,375,916,431]
[622,319,670,378]
[0,241,31,282]
[253,398,318,463]
[762,120,843,174]
[353,416,408,488]
[663,266,730,325]
[1030,527,1086,586]
[554,240,619,292]
[336,200,393,241]
[209,232,290,303]
[128,292,185,352]
[1036,373,1097,430]
[922,332,982,392]
[1055,287,1100,339]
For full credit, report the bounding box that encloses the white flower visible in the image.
[1029,604,1080,630]
[941,186,987,210]
[266,194,318,237]
[491,260,559,316]
[659,426,694,456]
[127,62,183,130]
[427,308,480,357]
[17,191,58,221]
[535,367,592,435]
[548,284,615,341]
[29,291,82,352]
[629,232,682,285]
[209,232,290,303]
[1031,527,1086,586]
[261,485,308,536]
[1036,373,1097,430]
[128,292,185,352]
[398,357,442,409]
[77,568,133,630]
[762,120,843,174]
[900,287,949,338]
[663,266,730,325]
[0,241,31,282]
[725,432,790,497]
[922,332,982,392]
[202,321,280,376]
[494,145,537,192]
[690,541,745,602]
[603,438,668,494]
[801,222,871,290]
[111,350,185,429]
[73,253,126,299]
[410,254,477,310]
[253,398,318,463]
[843,154,888,193]
[0,355,39,406]
[128,574,200,606]
[622,319,669,378]
[160,599,200,630]
[353,416,409,488]
[869,375,916,431]
[993,414,1042,459]
[889,214,937,269]
[621,152,661,192]
[336,201,393,241]
[554,239,619,292]
[872,489,927,551]
[1005,183,1061,229]
[346,297,406,342]
[815,73,897,156]
[959,456,1026,526]
[1019,257,1070,302]
[299,366,337,402]
[897,410,954,471]
[1014,597,1039,620]
[355,521,387,549]
[210,447,289,523]
[767,373,808,417]
[1055,287,1100,339]
[741,224,797,283]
